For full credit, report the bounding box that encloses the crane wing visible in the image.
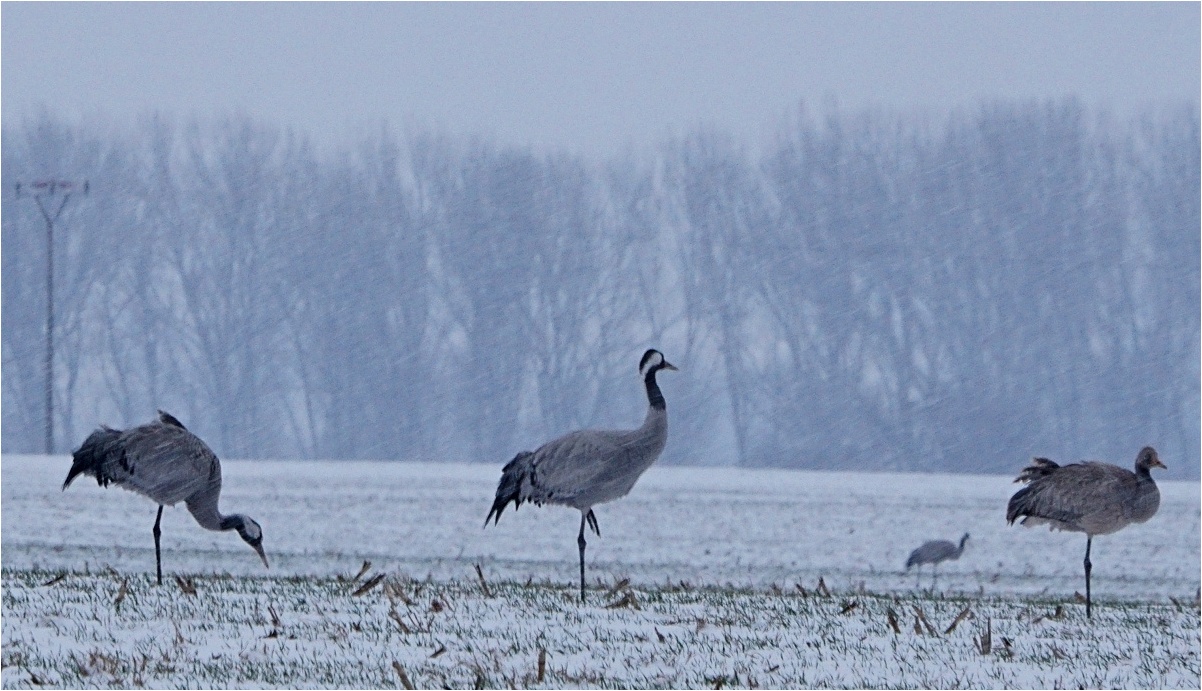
[527,429,629,506]
[111,423,221,506]
[1008,462,1135,530]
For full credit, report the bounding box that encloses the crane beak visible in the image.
[1152,458,1167,470]
[662,361,679,371]
[253,542,269,569]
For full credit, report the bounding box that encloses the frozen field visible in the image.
[3,454,1200,688]
[3,455,1198,599]
[3,568,1199,689]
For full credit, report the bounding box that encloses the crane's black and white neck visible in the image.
[639,348,676,411]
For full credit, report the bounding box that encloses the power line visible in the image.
[15,179,88,454]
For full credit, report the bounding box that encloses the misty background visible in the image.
[2,4,1198,478]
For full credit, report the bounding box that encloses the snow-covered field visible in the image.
[3,454,1200,688]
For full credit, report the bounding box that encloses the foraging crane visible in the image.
[1006,447,1165,618]
[905,533,969,585]
[486,349,677,602]
[63,410,268,584]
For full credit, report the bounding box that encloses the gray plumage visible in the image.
[1006,446,1165,618]
[63,410,268,584]
[486,349,677,602]
[906,533,970,569]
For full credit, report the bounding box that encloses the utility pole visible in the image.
[16,179,88,454]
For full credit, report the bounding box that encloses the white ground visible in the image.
[4,455,1198,598]
[3,454,1200,688]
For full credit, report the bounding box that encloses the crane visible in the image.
[486,349,677,602]
[63,410,268,584]
[905,533,969,586]
[1006,446,1165,617]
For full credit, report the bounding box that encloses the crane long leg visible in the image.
[577,514,588,604]
[153,505,164,586]
[1084,536,1093,619]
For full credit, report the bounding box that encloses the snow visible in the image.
[3,455,1199,688]
[4,455,1197,599]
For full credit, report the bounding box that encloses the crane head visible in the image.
[639,349,679,378]
[235,515,269,568]
[1136,447,1166,472]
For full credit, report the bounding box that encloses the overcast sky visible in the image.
[3,2,1198,159]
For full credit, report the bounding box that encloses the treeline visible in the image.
[2,100,1198,476]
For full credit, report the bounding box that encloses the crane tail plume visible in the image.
[1007,458,1064,524]
[63,427,123,490]
[1013,457,1060,485]
[485,451,534,527]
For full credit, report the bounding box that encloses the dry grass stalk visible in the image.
[999,636,1014,658]
[913,605,938,636]
[975,618,992,655]
[388,605,412,635]
[839,600,858,615]
[944,606,973,634]
[1031,603,1066,625]
[268,604,282,628]
[392,661,415,690]
[816,577,831,597]
[352,560,372,582]
[474,564,492,598]
[113,578,129,608]
[794,583,809,597]
[385,581,414,607]
[40,573,66,587]
[606,577,631,598]
[536,647,547,682]
[604,591,640,610]
[430,644,447,659]
[351,573,386,597]
[175,575,197,596]
[886,607,901,634]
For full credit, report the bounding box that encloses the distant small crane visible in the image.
[63,410,268,584]
[486,349,677,603]
[905,533,969,586]
[1006,447,1165,618]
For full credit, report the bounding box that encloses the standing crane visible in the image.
[1006,446,1165,617]
[63,410,269,584]
[486,349,677,602]
[905,533,969,586]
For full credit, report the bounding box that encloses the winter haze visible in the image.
[2,3,1199,478]
[3,3,1198,158]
